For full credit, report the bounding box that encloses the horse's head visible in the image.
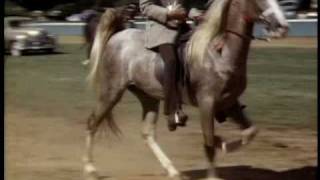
[247,0,289,38]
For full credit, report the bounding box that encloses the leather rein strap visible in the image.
[225,15,270,42]
[224,0,272,42]
[225,14,255,41]
[225,29,254,41]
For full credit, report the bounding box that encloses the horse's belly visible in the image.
[130,58,195,105]
[129,53,164,99]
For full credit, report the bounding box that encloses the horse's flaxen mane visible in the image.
[187,0,230,66]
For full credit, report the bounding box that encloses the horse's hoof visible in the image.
[221,139,243,154]
[84,165,100,180]
[241,126,259,145]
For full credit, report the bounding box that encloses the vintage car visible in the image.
[4,16,57,56]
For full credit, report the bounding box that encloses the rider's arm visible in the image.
[140,0,169,24]
[185,0,209,23]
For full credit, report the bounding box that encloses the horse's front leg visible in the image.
[216,102,259,154]
[228,101,259,145]
[198,94,223,180]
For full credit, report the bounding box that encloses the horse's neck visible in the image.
[225,0,253,61]
[225,21,254,63]
[220,1,254,71]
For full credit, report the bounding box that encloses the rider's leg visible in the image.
[158,44,187,131]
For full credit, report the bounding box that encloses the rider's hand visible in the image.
[193,14,204,24]
[167,8,187,21]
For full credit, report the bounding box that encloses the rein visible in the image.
[225,29,253,41]
[224,14,254,42]
[222,0,271,42]
[225,15,270,42]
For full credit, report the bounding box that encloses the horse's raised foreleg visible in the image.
[198,94,223,180]
[131,88,181,178]
[215,102,259,154]
[83,88,126,180]
[228,101,259,145]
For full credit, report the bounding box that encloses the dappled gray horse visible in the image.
[84,0,288,179]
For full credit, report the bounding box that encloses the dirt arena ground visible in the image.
[5,109,317,180]
[5,38,317,180]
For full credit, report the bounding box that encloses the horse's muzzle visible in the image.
[264,25,289,39]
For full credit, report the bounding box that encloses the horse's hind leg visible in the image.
[83,86,126,180]
[130,87,181,178]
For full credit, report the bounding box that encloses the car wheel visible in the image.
[10,42,22,56]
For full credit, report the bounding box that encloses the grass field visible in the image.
[5,44,317,129]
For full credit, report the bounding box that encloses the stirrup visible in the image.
[168,114,178,131]
[167,111,188,131]
[175,111,188,126]
[174,112,180,124]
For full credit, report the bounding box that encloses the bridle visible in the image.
[225,16,270,42]
[225,14,255,41]
[224,0,272,42]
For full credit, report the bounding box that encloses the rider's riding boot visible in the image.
[158,44,188,131]
[166,110,188,131]
[176,109,188,126]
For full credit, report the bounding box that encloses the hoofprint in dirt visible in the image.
[5,43,317,180]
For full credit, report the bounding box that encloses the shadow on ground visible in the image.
[22,51,66,56]
[183,166,316,180]
[4,51,66,56]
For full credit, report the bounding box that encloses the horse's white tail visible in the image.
[87,8,122,90]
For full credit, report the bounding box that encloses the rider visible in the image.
[140,0,206,131]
